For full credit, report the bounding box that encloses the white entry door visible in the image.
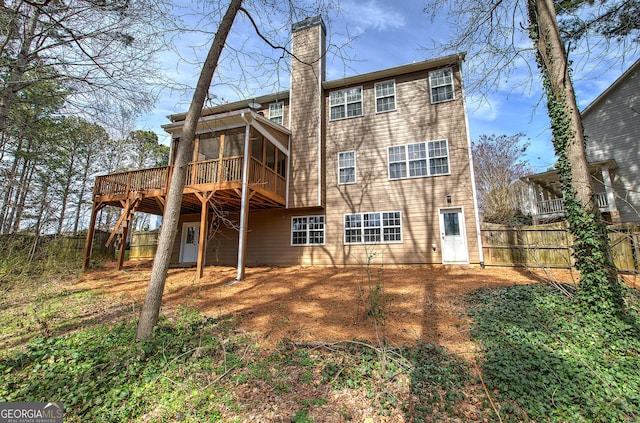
[439,208,469,264]
[180,222,200,263]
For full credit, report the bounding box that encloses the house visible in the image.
[83,16,484,278]
[523,58,640,225]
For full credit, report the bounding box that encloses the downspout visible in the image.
[235,112,253,280]
[459,55,485,267]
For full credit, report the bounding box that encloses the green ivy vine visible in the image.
[528,2,624,315]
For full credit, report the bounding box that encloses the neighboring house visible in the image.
[523,58,640,225]
[83,16,484,278]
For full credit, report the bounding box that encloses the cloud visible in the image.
[340,0,406,32]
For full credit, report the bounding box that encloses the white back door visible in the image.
[180,222,200,263]
[439,208,469,264]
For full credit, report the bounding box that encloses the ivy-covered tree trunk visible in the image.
[527,0,623,314]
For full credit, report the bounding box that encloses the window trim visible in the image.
[291,215,326,246]
[429,67,455,104]
[387,139,450,180]
[374,80,396,113]
[343,211,402,245]
[329,86,364,121]
[269,101,284,125]
[337,150,356,185]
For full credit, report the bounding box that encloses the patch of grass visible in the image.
[0,239,101,355]
[0,299,490,422]
[467,283,640,422]
[0,309,242,422]
[291,409,314,422]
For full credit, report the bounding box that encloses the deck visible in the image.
[534,192,610,221]
[93,156,286,215]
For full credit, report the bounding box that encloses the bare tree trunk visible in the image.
[73,155,92,235]
[0,5,39,135]
[57,155,76,235]
[529,0,622,313]
[12,160,36,233]
[136,0,244,341]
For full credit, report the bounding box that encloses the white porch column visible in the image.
[526,179,539,224]
[601,165,620,223]
[236,114,253,281]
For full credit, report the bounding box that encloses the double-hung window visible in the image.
[375,80,396,113]
[330,87,363,120]
[388,140,449,180]
[291,215,325,246]
[344,211,402,244]
[338,151,356,185]
[269,102,284,125]
[429,68,454,103]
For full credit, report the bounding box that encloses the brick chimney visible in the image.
[288,16,326,208]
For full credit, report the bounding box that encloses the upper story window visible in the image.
[388,139,450,180]
[338,151,356,185]
[429,68,454,103]
[330,87,363,120]
[269,102,284,125]
[375,80,396,113]
[291,215,325,246]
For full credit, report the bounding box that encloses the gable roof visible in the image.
[166,52,466,124]
[581,58,640,117]
[323,53,465,90]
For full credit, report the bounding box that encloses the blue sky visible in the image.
[137,0,640,173]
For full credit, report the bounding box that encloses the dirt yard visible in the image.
[77,261,578,352]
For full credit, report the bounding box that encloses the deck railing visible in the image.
[94,156,284,200]
[249,158,286,198]
[94,167,169,197]
[535,192,609,216]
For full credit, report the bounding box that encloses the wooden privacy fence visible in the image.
[0,231,113,260]
[482,224,640,272]
[129,231,159,259]
[56,231,113,258]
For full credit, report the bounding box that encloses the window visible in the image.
[388,140,449,180]
[344,211,402,244]
[429,68,454,103]
[375,80,396,113]
[291,215,325,246]
[338,151,356,184]
[269,102,284,125]
[330,87,363,120]
[428,139,449,175]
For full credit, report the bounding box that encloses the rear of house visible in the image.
[85,16,483,274]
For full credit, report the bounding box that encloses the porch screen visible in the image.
[224,128,245,157]
[198,133,220,160]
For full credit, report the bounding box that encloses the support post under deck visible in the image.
[236,116,252,281]
[82,202,101,271]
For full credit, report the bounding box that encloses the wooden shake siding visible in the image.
[582,65,640,223]
[289,20,324,209]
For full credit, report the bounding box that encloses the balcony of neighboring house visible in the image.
[523,159,621,224]
[533,192,611,220]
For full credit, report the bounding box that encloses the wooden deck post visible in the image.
[117,222,129,270]
[195,191,214,279]
[82,202,101,271]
